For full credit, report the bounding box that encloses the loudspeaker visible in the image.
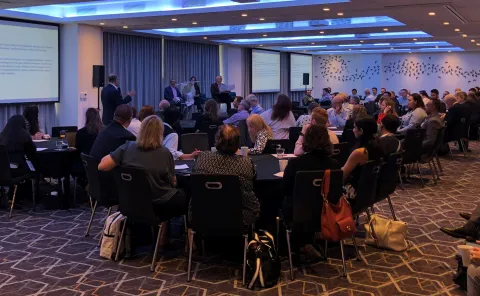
[302,73,309,86]
[92,65,105,88]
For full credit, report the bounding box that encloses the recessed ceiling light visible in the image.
[123,25,128,29]
[472,39,476,42]
[203,36,208,39]
[390,47,394,49]
[348,48,352,51]
[383,28,388,31]
[448,51,452,52]
[455,28,460,32]
[360,40,364,43]
[477,43,480,46]
[172,18,177,21]
[311,42,315,45]
[100,22,105,25]
[443,22,449,25]
[337,12,344,16]
[192,21,197,25]
[463,34,468,37]
[303,50,307,52]
[323,8,330,11]
[409,52,412,54]
[259,18,265,21]
[320,31,324,34]
[428,12,436,16]
[413,38,417,41]
[263,34,267,37]
[241,13,248,17]
[435,46,439,48]
[259,45,263,47]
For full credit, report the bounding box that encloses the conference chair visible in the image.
[81,153,118,243]
[114,166,187,271]
[198,122,223,148]
[401,128,426,186]
[375,152,403,220]
[288,127,302,143]
[181,133,209,154]
[291,108,307,120]
[445,117,469,158]
[332,142,350,166]
[263,139,294,154]
[0,145,36,219]
[284,170,360,279]
[187,174,249,284]
[343,129,356,151]
[420,127,446,185]
[52,126,78,138]
[237,120,252,148]
[364,101,377,116]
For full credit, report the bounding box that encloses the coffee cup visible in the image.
[241,146,249,157]
[279,159,288,172]
[458,245,474,267]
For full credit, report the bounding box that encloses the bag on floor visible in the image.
[365,214,408,252]
[246,230,281,290]
[100,212,131,260]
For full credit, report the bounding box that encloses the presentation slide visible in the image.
[0,20,59,104]
[290,54,312,91]
[252,49,280,93]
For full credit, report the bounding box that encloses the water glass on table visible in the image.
[55,141,64,151]
[276,147,285,158]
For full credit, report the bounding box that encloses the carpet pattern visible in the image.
[0,144,478,296]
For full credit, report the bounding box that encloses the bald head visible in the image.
[159,99,170,111]
[332,95,345,105]
[215,76,223,84]
[444,94,456,109]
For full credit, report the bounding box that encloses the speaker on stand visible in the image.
[92,65,105,109]
[302,73,310,93]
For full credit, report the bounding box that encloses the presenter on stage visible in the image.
[101,74,136,125]
[211,75,232,112]
[164,79,182,106]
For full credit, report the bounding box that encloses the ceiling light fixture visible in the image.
[100,22,104,25]
[428,12,436,16]
[383,28,388,31]
[123,25,128,29]
[172,18,177,21]
[443,22,449,25]
[203,36,208,39]
[471,39,476,42]
[391,47,394,49]
[435,46,439,48]
[448,51,452,52]
[323,8,330,11]
[455,28,460,32]
[192,21,197,25]
[259,18,265,21]
[360,40,364,43]
[337,12,344,16]
[320,31,324,34]
[463,34,467,37]
[413,38,417,41]
[348,48,352,51]
[241,13,248,17]
[409,52,412,54]
[311,42,315,44]
[263,34,267,37]
[259,45,263,47]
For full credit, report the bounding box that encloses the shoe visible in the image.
[303,244,324,261]
[459,212,472,221]
[440,226,474,239]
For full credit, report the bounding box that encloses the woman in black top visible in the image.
[190,76,203,113]
[23,105,45,140]
[194,99,223,131]
[76,108,104,155]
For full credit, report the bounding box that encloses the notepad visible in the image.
[33,139,48,143]
[36,148,48,152]
[271,154,296,159]
[175,164,189,170]
[274,172,284,178]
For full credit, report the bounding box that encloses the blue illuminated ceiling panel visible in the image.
[271,41,452,51]
[306,47,464,54]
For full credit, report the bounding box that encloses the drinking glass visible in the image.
[276,147,285,158]
[55,141,63,151]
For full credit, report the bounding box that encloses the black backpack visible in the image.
[246,230,281,289]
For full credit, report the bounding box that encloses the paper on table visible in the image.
[274,172,284,178]
[220,84,235,92]
[36,148,48,152]
[33,139,48,142]
[175,164,189,170]
[271,154,296,159]
[333,130,343,136]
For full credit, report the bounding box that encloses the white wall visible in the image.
[221,45,244,97]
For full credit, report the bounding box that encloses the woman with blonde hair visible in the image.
[246,114,273,155]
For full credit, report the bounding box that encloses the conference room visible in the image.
[1,0,480,295]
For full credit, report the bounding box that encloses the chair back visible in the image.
[320,101,332,109]
[375,152,403,203]
[181,133,210,153]
[80,153,117,207]
[52,126,78,137]
[352,160,383,215]
[198,122,222,148]
[190,174,244,235]
[447,117,469,141]
[365,101,377,115]
[291,170,343,233]
[291,108,307,120]
[292,101,300,108]
[114,166,161,225]
[238,120,253,148]
[423,127,445,161]
[0,145,12,185]
[332,142,350,166]
[192,113,201,121]
[289,127,302,143]
[344,129,357,150]
[402,128,426,164]
[263,139,294,154]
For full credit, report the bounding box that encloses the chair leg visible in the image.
[427,161,437,185]
[431,160,440,181]
[460,139,468,157]
[435,154,443,173]
[352,236,361,261]
[340,240,347,277]
[73,177,77,206]
[84,200,97,237]
[398,169,405,190]
[183,215,188,254]
[448,144,454,160]
[115,217,127,261]
[8,185,18,219]
[201,236,207,263]
[285,229,294,280]
[242,234,248,287]
[98,207,112,247]
[386,196,397,221]
[416,162,425,187]
[187,230,195,282]
[324,240,328,259]
[31,179,36,211]
[151,224,163,272]
[276,217,280,250]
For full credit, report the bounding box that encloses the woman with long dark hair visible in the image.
[23,105,47,140]
[194,99,221,131]
[75,108,104,155]
[397,93,427,134]
[260,94,296,139]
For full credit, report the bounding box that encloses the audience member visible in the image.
[224,100,250,126]
[164,79,182,106]
[320,88,332,102]
[296,102,319,127]
[468,254,480,296]
[397,93,427,134]
[194,99,222,131]
[469,88,477,96]
[23,105,47,140]
[430,89,447,112]
[378,114,401,155]
[375,87,386,103]
[398,89,409,108]
[302,89,314,106]
[351,88,358,97]
[127,107,141,137]
[163,107,200,160]
[192,125,259,225]
[230,96,244,115]
[350,96,360,105]
[90,104,136,161]
[344,104,367,132]
[138,105,155,121]
[444,91,471,149]
[210,75,232,112]
[156,100,171,120]
[295,107,339,156]
[260,94,296,139]
[455,88,462,93]
[75,108,103,155]
[372,87,378,97]
[419,90,430,105]
[442,91,450,100]
[364,88,375,103]
[246,114,273,155]
[101,74,135,125]
[327,95,349,128]
[375,98,397,124]
[421,99,444,154]
[339,92,353,114]
[246,94,264,115]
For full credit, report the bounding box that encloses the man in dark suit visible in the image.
[164,79,182,106]
[101,74,135,125]
[444,92,470,146]
[421,99,444,154]
[210,75,232,112]
[90,104,136,161]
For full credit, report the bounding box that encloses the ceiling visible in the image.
[1,0,479,54]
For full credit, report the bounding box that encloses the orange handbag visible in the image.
[320,170,356,241]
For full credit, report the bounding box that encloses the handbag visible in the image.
[364,214,408,251]
[320,170,356,241]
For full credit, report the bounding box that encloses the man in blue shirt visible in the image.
[246,94,264,114]
[398,89,409,107]
[223,100,251,126]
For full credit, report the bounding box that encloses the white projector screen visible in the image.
[290,53,312,91]
[0,19,59,104]
[252,49,280,93]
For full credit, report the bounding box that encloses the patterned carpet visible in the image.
[0,143,478,296]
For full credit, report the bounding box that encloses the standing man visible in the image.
[164,79,182,106]
[101,74,136,125]
[211,75,232,112]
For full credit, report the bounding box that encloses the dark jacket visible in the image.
[101,84,132,126]
[421,114,444,152]
[210,83,222,101]
[164,86,182,103]
[75,127,98,155]
[89,121,136,161]
[378,134,401,156]
[445,103,470,141]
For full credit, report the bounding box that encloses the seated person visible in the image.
[374,98,397,124]
[302,89,314,106]
[246,94,264,115]
[164,79,182,106]
[343,104,367,133]
[295,107,339,156]
[195,99,222,131]
[296,102,319,127]
[397,93,427,134]
[421,99,444,155]
[283,124,341,260]
[246,114,273,155]
[468,250,480,296]
[129,105,155,138]
[444,91,470,145]
[127,106,141,137]
[378,114,401,156]
[223,100,250,126]
[210,75,232,112]
[76,108,103,155]
[342,117,384,200]
[349,96,361,105]
[23,105,50,140]
[260,94,296,139]
[156,99,171,120]
[98,115,187,246]
[163,106,200,160]
[192,125,259,225]
[90,104,136,161]
[327,95,349,128]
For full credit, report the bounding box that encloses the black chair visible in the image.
[52,126,78,137]
[332,142,350,166]
[292,101,300,108]
[191,113,201,121]
[420,127,446,185]
[114,166,187,271]
[291,108,307,120]
[364,101,377,116]
[0,145,36,219]
[188,174,249,284]
[80,153,118,242]
[375,152,403,220]
[198,122,222,149]
[237,120,253,148]
[181,133,210,153]
[445,117,469,158]
[285,170,359,279]
[320,100,331,109]
[263,139,294,154]
[401,128,426,186]
[344,129,356,151]
[288,127,302,143]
